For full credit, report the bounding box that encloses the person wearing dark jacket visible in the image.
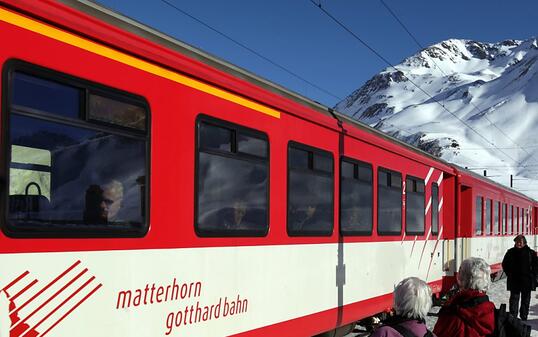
[502,234,538,320]
[434,257,495,337]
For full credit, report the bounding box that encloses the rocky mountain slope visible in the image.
[335,38,538,198]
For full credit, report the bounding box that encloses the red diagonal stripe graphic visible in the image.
[3,271,29,293]
[14,260,81,315]
[11,279,38,302]
[12,269,88,333]
[39,283,102,337]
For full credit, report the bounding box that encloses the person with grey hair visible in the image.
[371,277,435,337]
[502,234,538,320]
[433,257,495,337]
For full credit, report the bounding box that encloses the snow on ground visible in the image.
[344,277,538,336]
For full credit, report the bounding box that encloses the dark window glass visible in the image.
[378,169,402,235]
[289,147,309,169]
[485,199,491,235]
[7,70,148,237]
[501,204,508,235]
[237,133,267,158]
[341,161,354,179]
[313,153,332,173]
[288,144,333,236]
[13,72,80,118]
[431,184,439,235]
[475,197,483,235]
[508,205,514,234]
[406,177,425,234]
[340,159,372,235]
[8,114,146,232]
[358,166,372,182]
[199,123,232,152]
[197,120,268,236]
[88,93,146,131]
[494,201,500,235]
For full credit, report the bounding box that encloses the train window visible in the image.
[196,117,268,237]
[475,197,483,235]
[378,168,402,235]
[88,93,147,131]
[485,199,492,235]
[501,204,508,235]
[12,72,81,119]
[287,143,333,236]
[510,205,513,234]
[494,201,500,235]
[516,207,520,233]
[405,176,425,235]
[5,65,148,237]
[340,158,373,235]
[431,183,439,235]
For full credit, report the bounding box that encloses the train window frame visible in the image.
[287,142,334,237]
[377,167,402,236]
[405,175,425,235]
[339,156,373,236]
[2,60,150,238]
[195,115,270,237]
[431,183,439,236]
[475,196,483,236]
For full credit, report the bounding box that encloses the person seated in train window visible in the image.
[371,277,435,337]
[291,204,317,230]
[83,180,124,224]
[222,200,248,229]
[434,257,495,337]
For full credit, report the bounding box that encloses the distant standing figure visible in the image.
[371,277,435,337]
[434,257,495,337]
[502,234,538,321]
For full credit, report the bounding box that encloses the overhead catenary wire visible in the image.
[308,0,522,169]
[159,0,343,101]
[378,0,538,169]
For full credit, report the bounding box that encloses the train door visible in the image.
[456,184,474,274]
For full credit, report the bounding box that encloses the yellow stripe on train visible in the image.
[0,7,281,119]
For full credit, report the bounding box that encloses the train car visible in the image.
[455,168,536,279]
[0,1,534,337]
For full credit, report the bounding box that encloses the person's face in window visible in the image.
[101,180,123,221]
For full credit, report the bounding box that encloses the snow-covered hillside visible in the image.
[335,38,538,199]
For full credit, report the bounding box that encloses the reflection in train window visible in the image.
[6,67,148,237]
[196,117,268,237]
[340,158,372,236]
[406,176,425,235]
[287,143,333,236]
[378,168,402,235]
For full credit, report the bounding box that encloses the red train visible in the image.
[0,1,535,336]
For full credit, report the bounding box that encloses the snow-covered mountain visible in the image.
[335,38,538,199]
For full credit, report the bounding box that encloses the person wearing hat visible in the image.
[501,235,538,320]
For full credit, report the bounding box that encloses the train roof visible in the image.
[24,0,536,202]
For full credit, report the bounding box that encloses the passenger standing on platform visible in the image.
[371,277,435,337]
[434,257,495,337]
[502,234,538,320]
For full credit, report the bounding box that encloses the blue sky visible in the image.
[96,0,538,108]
